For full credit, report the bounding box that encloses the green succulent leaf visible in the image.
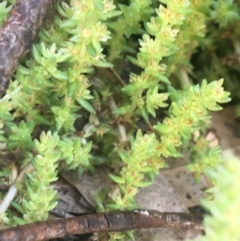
[109,174,125,184]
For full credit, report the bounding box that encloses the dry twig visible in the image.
[0,210,203,241]
[0,163,34,214]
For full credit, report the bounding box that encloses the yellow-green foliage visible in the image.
[0,0,239,240]
[199,154,240,241]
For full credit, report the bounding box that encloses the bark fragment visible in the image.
[0,0,56,96]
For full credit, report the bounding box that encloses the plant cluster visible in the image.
[199,153,240,241]
[0,0,239,241]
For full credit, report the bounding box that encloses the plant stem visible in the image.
[109,98,128,142]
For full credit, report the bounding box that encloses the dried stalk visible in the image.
[0,210,203,241]
[0,163,34,214]
[0,0,57,96]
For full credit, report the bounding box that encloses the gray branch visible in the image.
[0,0,56,96]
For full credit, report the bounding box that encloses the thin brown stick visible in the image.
[0,0,56,96]
[0,210,203,241]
